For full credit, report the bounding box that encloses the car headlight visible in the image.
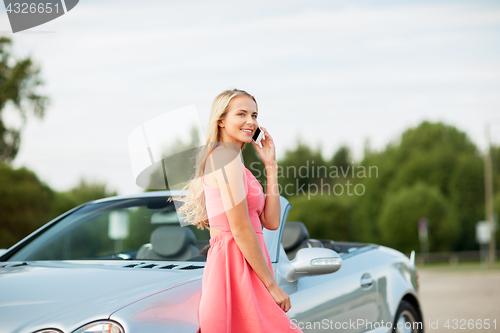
[72,320,124,333]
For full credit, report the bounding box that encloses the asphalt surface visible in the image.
[418,266,500,333]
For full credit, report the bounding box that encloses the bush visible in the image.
[0,163,54,248]
[377,182,459,253]
[286,194,351,242]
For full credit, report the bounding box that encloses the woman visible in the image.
[175,89,303,332]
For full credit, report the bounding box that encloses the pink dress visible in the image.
[197,148,303,333]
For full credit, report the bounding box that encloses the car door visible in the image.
[279,248,379,333]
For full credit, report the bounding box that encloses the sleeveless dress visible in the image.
[197,147,303,333]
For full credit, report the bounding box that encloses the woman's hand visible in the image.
[251,126,276,167]
[266,282,292,313]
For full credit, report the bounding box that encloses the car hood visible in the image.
[0,260,203,333]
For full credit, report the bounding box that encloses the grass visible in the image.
[416,259,500,274]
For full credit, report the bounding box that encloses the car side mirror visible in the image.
[282,248,342,282]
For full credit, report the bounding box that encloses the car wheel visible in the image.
[392,300,423,333]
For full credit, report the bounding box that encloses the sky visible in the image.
[1,0,500,196]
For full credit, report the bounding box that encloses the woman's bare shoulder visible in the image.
[206,146,241,174]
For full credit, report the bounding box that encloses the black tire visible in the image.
[392,300,424,333]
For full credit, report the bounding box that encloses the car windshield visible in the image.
[7,196,210,262]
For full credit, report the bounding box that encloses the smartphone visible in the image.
[252,127,264,145]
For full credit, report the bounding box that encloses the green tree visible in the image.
[350,146,397,242]
[491,145,500,197]
[0,37,49,164]
[378,182,459,254]
[277,138,328,198]
[0,161,118,249]
[494,192,500,247]
[351,121,482,249]
[448,153,485,251]
[286,194,351,242]
[0,163,54,248]
[329,145,353,180]
[389,121,478,196]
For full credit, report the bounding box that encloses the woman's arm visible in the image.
[226,197,291,312]
[259,162,280,230]
[252,126,281,230]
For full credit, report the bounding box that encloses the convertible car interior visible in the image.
[136,221,368,262]
[281,221,369,260]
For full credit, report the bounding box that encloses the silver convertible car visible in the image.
[0,191,424,333]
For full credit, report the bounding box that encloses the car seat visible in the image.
[282,221,311,260]
[136,226,200,261]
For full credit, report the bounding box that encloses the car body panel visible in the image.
[361,246,422,328]
[275,244,381,333]
[0,260,203,333]
[109,278,203,332]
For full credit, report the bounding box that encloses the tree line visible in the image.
[278,122,500,254]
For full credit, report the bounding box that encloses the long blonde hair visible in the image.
[171,88,258,230]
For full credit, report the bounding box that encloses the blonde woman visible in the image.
[175,89,303,332]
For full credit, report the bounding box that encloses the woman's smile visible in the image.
[241,129,254,135]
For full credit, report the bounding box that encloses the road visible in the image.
[418,266,500,333]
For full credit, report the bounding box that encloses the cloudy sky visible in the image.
[1,0,499,196]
